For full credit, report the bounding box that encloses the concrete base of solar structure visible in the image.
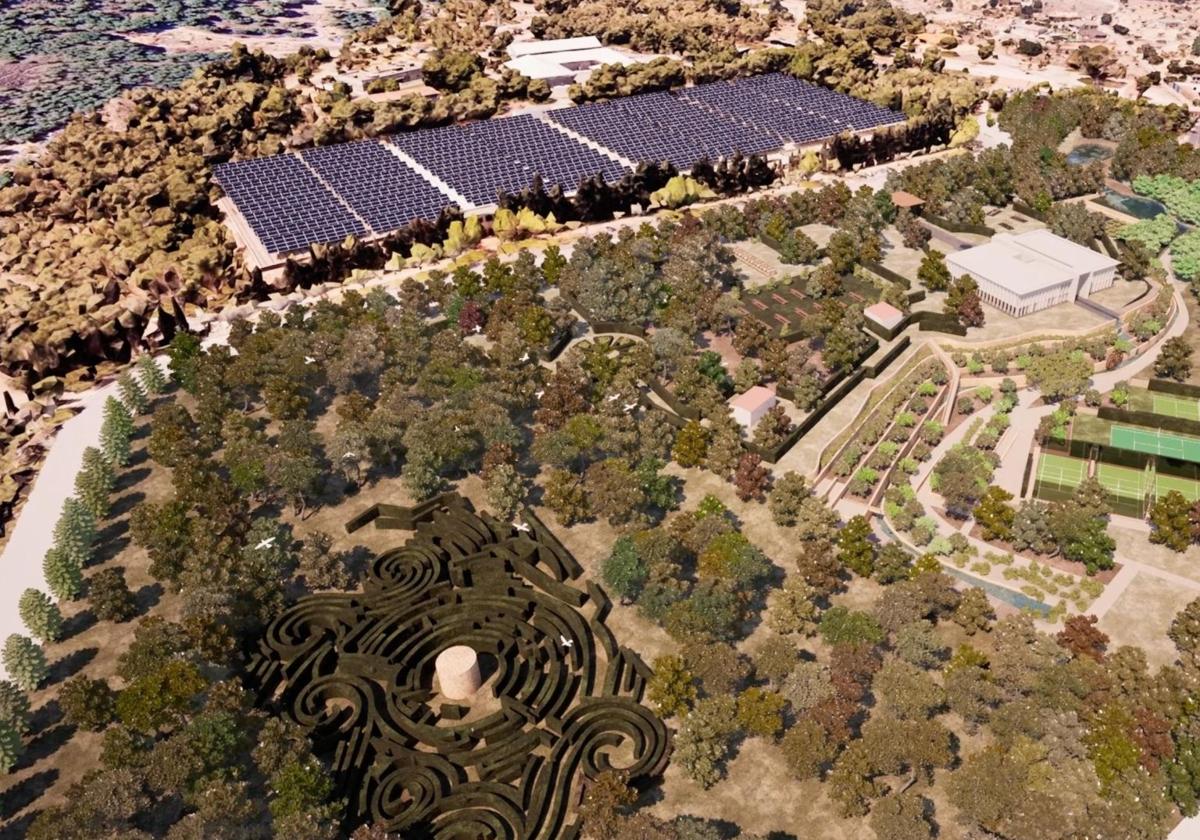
[249,496,669,838]
[213,72,907,266]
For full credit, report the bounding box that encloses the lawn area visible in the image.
[1033,452,1087,502]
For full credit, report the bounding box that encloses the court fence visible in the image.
[1097,406,1200,439]
[1148,378,1200,400]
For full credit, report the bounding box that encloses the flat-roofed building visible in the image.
[729,385,776,430]
[505,37,642,87]
[945,229,1119,318]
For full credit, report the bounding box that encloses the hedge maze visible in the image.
[249,497,669,838]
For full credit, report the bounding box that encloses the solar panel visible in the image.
[546,91,778,170]
[387,115,628,206]
[213,154,366,254]
[300,140,455,231]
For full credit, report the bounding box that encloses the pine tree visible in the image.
[18,589,62,643]
[75,446,116,520]
[100,396,134,467]
[3,635,48,692]
[53,497,96,569]
[136,354,167,396]
[118,370,149,415]
[43,546,83,601]
[0,719,22,774]
[0,680,31,734]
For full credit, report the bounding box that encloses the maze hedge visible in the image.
[250,497,669,838]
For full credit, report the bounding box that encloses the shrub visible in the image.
[89,568,138,622]
[2,635,47,691]
[59,676,117,731]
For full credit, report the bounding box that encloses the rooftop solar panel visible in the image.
[387,115,628,207]
[213,154,367,254]
[300,140,455,232]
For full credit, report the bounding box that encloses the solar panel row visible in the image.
[215,73,906,255]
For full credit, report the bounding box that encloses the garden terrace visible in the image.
[249,498,669,838]
[735,274,879,343]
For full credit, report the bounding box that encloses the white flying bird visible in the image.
[443,276,455,286]
[304,356,316,364]
[472,324,483,334]
[255,537,276,550]
[535,389,545,400]
[623,402,638,412]
[559,635,574,649]
[606,394,619,402]
[519,352,531,363]
[341,452,357,460]
[513,521,531,533]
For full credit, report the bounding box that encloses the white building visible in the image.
[504,37,642,87]
[729,386,776,430]
[945,229,1119,318]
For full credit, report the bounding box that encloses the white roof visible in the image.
[503,47,639,81]
[507,37,603,58]
[946,231,1117,297]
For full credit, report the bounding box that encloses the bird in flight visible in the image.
[255,536,276,550]
[559,635,574,649]
[623,402,638,412]
[513,520,531,533]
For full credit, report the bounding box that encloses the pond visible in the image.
[1102,189,1170,221]
[1066,143,1114,166]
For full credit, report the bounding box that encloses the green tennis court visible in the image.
[1156,473,1200,502]
[1152,393,1200,421]
[1097,462,1150,500]
[1110,425,1200,464]
[1035,453,1087,489]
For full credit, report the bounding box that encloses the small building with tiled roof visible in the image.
[729,385,776,430]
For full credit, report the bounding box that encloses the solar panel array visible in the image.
[300,141,454,232]
[215,73,906,255]
[213,154,367,255]
[546,90,780,169]
[388,114,628,206]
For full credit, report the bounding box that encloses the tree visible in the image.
[421,49,484,91]
[1155,336,1194,382]
[837,515,875,577]
[60,675,117,731]
[18,588,62,642]
[755,636,799,686]
[297,532,353,591]
[871,792,933,840]
[147,403,199,468]
[733,452,770,502]
[118,370,148,415]
[917,249,951,291]
[579,770,637,837]
[873,544,912,584]
[933,443,993,519]
[952,587,995,635]
[90,568,138,622]
[873,659,946,719]
[3,634,47,691]
[1011,500,1057,554]
[1050,501,1115,573]
[53,497,96,570]
[1056,614,1108,662]
[736,687,786,738]
[768,472,811,527]
[43,546,83,602]
[75,446,116,520]
[819,607,884,646]
[0,720,22,774]
[894,620,947,669]
[780,718,835,779]
[99,397,134,467]
[975,485,1015,541]
[946,275,985,328]
[796,538,844,597]
[269,756,337,823]
[543,468,590,525]
[673,697,737,788]
[485,462,525,520]
[647,655,696,718]
[0,680,30,737]
[767,577,820,635]
[117,659,206,733]
[136,354,167,396]
[585,458,645,525]
[1150,490,1193,551]
[602,536,648,604]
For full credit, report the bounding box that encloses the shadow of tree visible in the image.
[61,610,97,641]
[0,812,40,840]
[113,466,150,496]
[108,487,147,519]
[134,583,163,615]
[90,534,130,568]
[0,770,57,833]
[46,647,97,686]
[18,723,76,769]
[27,700,62,737]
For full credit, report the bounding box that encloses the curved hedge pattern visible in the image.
[249,498,669,837]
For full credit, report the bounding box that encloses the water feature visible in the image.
[1066,143,1113,166]
[1102,189,1169,220]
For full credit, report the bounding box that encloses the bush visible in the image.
[89,568,138,622]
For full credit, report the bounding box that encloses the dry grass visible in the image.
[1097,572,1197,669]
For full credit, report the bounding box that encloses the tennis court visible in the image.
[1034,453,1087,501]
[1110,425,1200,464]
[1152,393,1200,421]
[1097,462,1150,499]
[1155,473,1200,502]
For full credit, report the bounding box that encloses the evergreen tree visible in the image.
[0,680,31,735]
[18,589,62,643]
[75,446,116,520]
[53,497,96,570]
[3,635,48,691]
[136,354,168,396]
[99,396,134,467]
[43,546,83,601]
[118,370,149,415]
[0,719,22,774]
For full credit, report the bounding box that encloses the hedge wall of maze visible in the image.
[249,497,669,838]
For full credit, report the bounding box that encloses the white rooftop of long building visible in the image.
[947,230,1118,296]
[506,37,604,58]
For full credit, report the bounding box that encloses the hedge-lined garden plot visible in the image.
[735,274,879,340]
[249,499,669,838]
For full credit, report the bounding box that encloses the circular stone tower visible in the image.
[435,645,481,700]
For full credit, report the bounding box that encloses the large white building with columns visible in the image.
[945,229,1119,318]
